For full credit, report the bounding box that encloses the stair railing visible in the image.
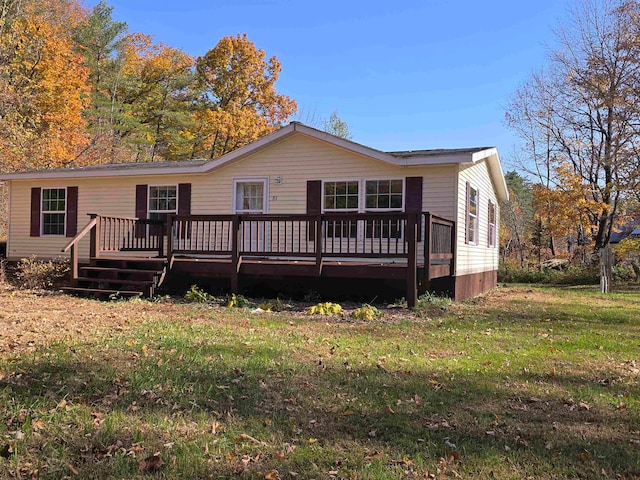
[61,214,99,281]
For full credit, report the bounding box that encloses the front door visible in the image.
[233,178,269,253]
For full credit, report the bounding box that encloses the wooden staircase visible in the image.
[61,257,168,298]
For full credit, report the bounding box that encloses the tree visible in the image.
[0,0,90,170]
[190,34,297,159]
[323,110,352,139]
[500,171,534,266]
[506,0,640,251]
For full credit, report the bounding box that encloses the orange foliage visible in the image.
[0,6,90,170]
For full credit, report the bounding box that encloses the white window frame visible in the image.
[488,200,496,248]
[148,185,178,220]
[466,183,479,245]
[233,177,269,214]
[41,187,67,236]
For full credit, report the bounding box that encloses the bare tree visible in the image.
[507,0,640,250]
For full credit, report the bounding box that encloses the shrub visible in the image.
[184,284,216,303]
[351,304,382,321]
[307,302,342,315]
[14,255,70,290]
[417,292,452,310]
[224,293,251,308]
[258,298,290,312]
[499,262,599,285]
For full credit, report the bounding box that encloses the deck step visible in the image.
[80,266,162,275]
[63,256,168,299]
[75,276,157,286]
[61,286,144,297]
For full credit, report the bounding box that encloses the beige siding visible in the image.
[455,161,500,276]
[6,133,458,261]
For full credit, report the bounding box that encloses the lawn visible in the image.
[0,284,639,479]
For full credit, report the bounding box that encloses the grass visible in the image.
[0,285,639,478]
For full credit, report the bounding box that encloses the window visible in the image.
[234,180,266,213]
[365,179,403,210]
[42,188,66,235]
[148,185,177,221]
[323,181,359,211]
[323,181,359,238]
[365,179,403,238]
[466,183,479,244]
[488,201,496,247]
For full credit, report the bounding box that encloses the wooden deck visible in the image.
[62,212,456,307]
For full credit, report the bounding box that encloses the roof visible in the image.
[0,122,509,201]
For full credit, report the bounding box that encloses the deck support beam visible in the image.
[406,213,418,309]
[230,215,240,293]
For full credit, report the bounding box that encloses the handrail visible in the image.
[61,214,99,281]
[62,215,97,253]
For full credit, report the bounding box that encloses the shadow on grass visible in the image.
[1,336,639,479]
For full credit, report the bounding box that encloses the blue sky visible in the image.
[86,0,571,169]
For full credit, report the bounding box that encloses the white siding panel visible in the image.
[455,162,500,276]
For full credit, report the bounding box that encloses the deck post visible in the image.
[407,213,418,309]
[70,244,78,281]
[315,214,323,275]
[88,214,99,260]
[166,216,173,261]
[231,215,240,293]
[424,212,432,281]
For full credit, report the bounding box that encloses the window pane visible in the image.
[390,194,402,209]
[43,213,65,235]
[236,182,264,212]
[324,181,359,211]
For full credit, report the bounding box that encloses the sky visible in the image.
[85,0,573,170]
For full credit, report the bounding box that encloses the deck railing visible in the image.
[62,214,165,280]
[64,212,455,307]
[169,212,421,258]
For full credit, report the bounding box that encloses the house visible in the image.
[0,122,508,306]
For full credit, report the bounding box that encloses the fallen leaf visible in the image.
[138,453,164,472]
[384,405,395,414]
[264,470,278,480]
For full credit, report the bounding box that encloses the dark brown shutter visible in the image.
[465,182,470,244]
[66,186,78,237]
[30,187,41,237]
[178,183,191,215]
[405,176,423,241]
[135,184,148,239]
[307,180,322,240]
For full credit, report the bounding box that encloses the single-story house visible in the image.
[0,122,508,306]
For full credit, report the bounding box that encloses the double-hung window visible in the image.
[488,200,496,247]
[323,181,359,238]
[148,186,177,222]
[364,179,403,239]
[235,181,266,213]
[42,188,66,235]
[466,183,479,244]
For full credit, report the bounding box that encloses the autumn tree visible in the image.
[0,0,90,170]
[190,34,297,159]
[506,0,640,252]
[500,171,534,266]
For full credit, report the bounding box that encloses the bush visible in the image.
[307,302,342,315]
[224,293,251,308]
[351,304,382,321]
[14,255,70,290]
[417,292,452,310]
[499,262,599,285]
[258,298,290,312]
[184,284,216,303]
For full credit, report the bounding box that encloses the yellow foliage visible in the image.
[307,302,343,315]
